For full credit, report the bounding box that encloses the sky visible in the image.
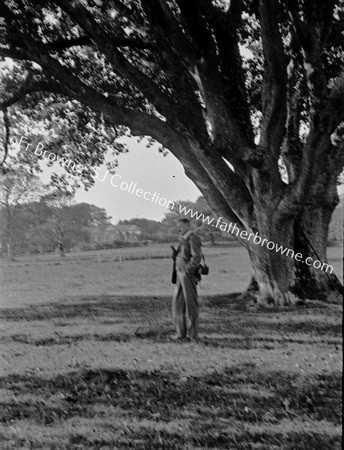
[39,137,202,224]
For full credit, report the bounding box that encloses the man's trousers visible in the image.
[172,269,199,339]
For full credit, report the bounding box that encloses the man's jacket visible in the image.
[176,232,202,275]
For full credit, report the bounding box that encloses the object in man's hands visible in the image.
[170,245,178,284]
[170,245,178,260]
[199,252,209,275]
[199,264,209,275]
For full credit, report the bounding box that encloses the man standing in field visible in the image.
[171,218,202,341]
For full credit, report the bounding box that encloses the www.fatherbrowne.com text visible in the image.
[176,204,334,274]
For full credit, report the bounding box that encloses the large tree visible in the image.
[0,168,46,259]
[0,0,343,304]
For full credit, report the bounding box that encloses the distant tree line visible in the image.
[0,199,112,257]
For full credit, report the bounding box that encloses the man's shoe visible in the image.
[170,335,187,342]
[186,336,199,342]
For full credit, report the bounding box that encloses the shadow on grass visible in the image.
[0,295,172,321]
[0,363,341,449]
[2,330,341,349]
[0,294,341,350]
[0,292,252,322]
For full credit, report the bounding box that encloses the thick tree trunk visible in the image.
[245,215,298,306]
[293,202,343,303]
[242,200,343,305]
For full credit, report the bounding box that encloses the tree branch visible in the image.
[105,0,132,18]
[278,118,334,218]
[258,0,287,158]
[277,2,342,216]
[143,0,253,165]
[286,0,329,99]
[277,72,342,217]
[140,0,252,182]
[173,0,253,174]
[140,0,213,143]
[281,59,306,183]
[183,139,253,224]
[0,45,28,61]
[199,0,254,144]
[0,79,61,109]
[141,0,197,66]
[54,0,178,121]
[44,35,157,51]
[0,44,176,147]
[327,69,344,129]
[163,135,250,240]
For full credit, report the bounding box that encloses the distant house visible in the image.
[88,225,116,243]
[88,224,142,243]
[113,224,142,242]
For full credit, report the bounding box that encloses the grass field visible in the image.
[0,244,342,449]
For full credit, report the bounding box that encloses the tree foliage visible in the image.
[0,168,47,258]
[0,196,113,256]
[0,0,342,213]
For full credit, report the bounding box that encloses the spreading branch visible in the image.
[44,35,156,51]
[54,0,178,121]
[141,0,197,66]
[277,1,342,215]
[199,0,254,143]
[281,59,306,183]
[0,79,61,109]
[327,69,344,128]
[258,0,287,158]
[171,0,254,172]
[0,47,179,157]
